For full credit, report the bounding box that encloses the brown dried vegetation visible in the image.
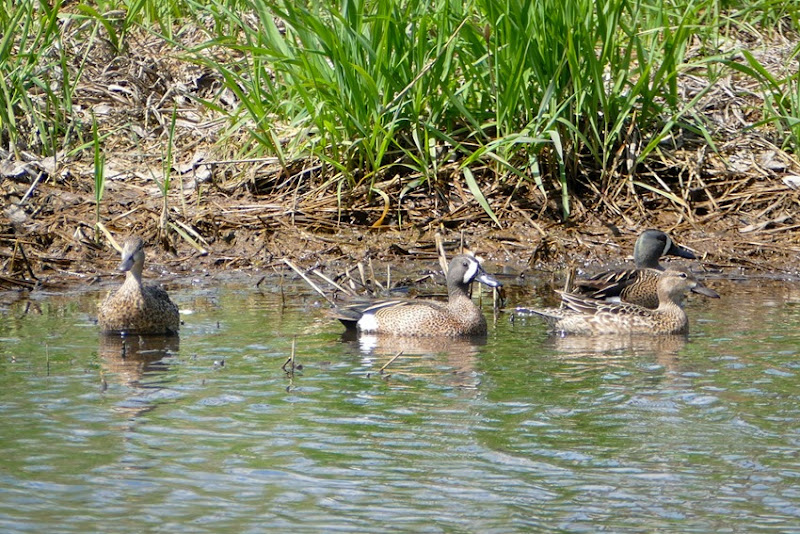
[2,23,800,291]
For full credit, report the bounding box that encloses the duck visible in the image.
[517,267,718,335]
[98,236,180,335]
[333,254,502,336]
[574,229,700,308]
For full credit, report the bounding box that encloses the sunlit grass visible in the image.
[155,107,177,239]
[725,46,800,151]
[92,113,105,242]
[2,0,799,222]
[0,0,66,156]
[200,0,726,219]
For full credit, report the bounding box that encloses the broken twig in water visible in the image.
[12,240,38,283]
[283,258,336,306]
[282,336,302,377]
[357,262,368,289]
[368,257,383,291]
[379,351,404,374]
[312,268,356,297]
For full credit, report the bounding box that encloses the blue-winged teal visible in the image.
[575,229,701,308]
[98,236,180,335]
[334,254,502,336]
[518,267,718,335]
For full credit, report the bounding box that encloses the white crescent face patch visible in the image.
[661,236,672,256]
[462,259,479,284]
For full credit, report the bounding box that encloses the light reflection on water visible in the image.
[0,277,799,532]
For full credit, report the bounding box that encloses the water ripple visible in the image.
[1,284,800,532]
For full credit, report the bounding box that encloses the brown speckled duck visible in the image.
[574,229,703,308]
[333,254,502,337]
[517,267,718,335]
[98,236,180,335]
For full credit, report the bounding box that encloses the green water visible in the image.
[1,275,799,533]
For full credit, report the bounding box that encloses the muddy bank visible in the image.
[3,24,800,290]
[2,169,800,293]
[2,145,800,290]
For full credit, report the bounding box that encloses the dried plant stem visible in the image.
[379,351,404,373]
[283,259,336,306]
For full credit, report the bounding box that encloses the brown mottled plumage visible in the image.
[574,229,700,308]
[517,267,718,335]
[333,254,502,337]
[98,236,180,335]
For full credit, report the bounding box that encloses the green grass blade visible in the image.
[462,166,501,226]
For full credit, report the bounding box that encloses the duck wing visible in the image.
[332,298,447,329]
[558,290,654,318]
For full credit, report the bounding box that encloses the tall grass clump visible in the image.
[176,0,800,222]
[85,0,245,41]
[199,0,473,188]
[725,45,800,152]
[0,0,68,156]
[196,0,725,219]
[154,107,178,238]
[479,0,727,213]
[0,0,123,158]
[92,113,106,242]
[5,0,800,225]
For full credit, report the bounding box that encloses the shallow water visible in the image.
[1,274,800,532]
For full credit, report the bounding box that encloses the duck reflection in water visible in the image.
[340,329,487,389]
[99,334,178,389]
[543,333,687,372]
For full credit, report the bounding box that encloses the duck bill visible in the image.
[476,270,502,288]
[691,283,719,298]
[666,241,697,260]
[118,256,135,272]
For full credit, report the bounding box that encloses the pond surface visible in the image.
[1,271,800,533]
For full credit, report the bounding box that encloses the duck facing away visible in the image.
[98,236,180,335]
[574,229,699,309]
[518,267,718,335]
[333,254,502,337]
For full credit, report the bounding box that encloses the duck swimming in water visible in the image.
[518,267,718,335]
[98,236,180,335]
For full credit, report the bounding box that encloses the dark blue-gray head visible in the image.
[633,229,695,270]
[446,254,501,296]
